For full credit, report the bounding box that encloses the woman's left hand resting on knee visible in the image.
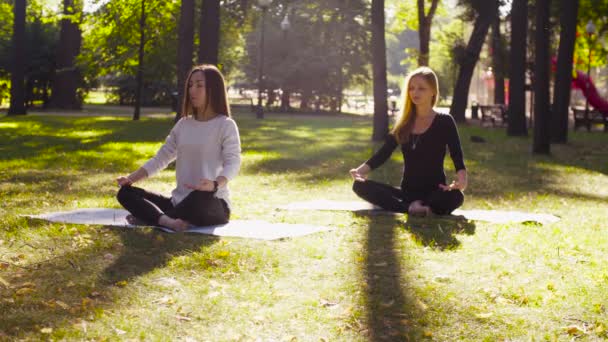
[438,169,468,191]
[350,164,371,182]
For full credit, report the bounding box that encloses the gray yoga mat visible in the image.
[278,200,560,225]
[26,208,332,240]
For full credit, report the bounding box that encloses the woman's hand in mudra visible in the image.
[350,164,371,182]
[185,178,215,192]
[116,176,133,187]
[439,180,465,191]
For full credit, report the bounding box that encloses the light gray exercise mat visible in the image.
[26,208,332,240]
[278,200,560,225]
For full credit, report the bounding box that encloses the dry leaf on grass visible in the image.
[564,325,586,335]
[40,327,53,334]
[320,298,339,307]
[0,276,10,288]
[176,315,192,322]
[475,313,493,319]
[15,287,35,296]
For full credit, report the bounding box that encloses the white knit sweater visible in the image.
[142,115,241,208]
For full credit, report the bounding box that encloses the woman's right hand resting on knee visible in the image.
[116,168,148,187]
[350,164,371,182]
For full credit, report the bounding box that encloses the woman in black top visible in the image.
[350,67,467,216]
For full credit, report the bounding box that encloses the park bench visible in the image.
[479,104,507,127]
[571,107,608,132]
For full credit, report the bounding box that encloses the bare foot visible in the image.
[158,215,190,232]
[126,214,147,226]
[408,201,431,217]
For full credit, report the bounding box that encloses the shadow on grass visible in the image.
[0,220,216,339]
[361,213,425,340]
[403,215,476,251]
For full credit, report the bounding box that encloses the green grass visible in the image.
[0,110,607,341]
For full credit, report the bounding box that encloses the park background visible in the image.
[1,0,607,341]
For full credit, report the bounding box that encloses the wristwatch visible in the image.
[212,180,219,192]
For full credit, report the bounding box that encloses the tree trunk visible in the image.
[416,0,439,67]
[491,12,505,104]
[133,0,145,121]
[198,0,220,65]
[449,2,497,123]
[280,89,290,110]
[533,0,551,154]
[175,0,195,122]
[371,0,388,141]
[507,0,528,136]
[49,0,82,110]
[8,0,27,115]
[551,0,579,143]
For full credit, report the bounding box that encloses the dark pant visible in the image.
[352,180,464,215]
[116,185,230,226]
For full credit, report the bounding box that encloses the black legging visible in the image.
[352,180,463,215]
[116,185,230,226]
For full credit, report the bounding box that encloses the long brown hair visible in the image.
[180,64,231,119]
[391,67,439,144]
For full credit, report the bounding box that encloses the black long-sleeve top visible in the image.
[365,113,466,193]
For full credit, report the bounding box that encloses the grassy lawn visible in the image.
[0,109,607,341]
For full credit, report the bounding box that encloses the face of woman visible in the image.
[408,76,435,107]
[188,71,207,109]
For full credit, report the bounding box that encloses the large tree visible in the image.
[133,0,145,120]
[49,0,82,110]
[533,0,551,154]
[491,8,505,105]
[449,0,499,123]
[416,0,439,66]
[8,0,26,115]
[175,0,195,121]
[371,0,388,141]
[199,0,220,64]
[507,0,528,136]
[551,0,579,143]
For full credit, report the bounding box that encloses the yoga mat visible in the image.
[26,208,332,240]
[278,200,560,225]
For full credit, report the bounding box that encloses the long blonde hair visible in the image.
[391,67,439,144]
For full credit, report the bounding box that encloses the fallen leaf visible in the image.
[475,313,493,319]
[0,276,10,288]
[18,282,36,289]
[320,299,339,307]
[380,299,394,308]
[55,300,70,310]
[374,261,388,267]
[153,296,175,305]
[564,325,585,335]
[0,262,9,270]
[15,287,35,296]
[423,330,433,337]
[89,291,102,298]
[40,327,53,334]
[115,280,128,287]
[114,328,126,335]
[66,281,76,288]
[176,315,191,322]
[415,298,428,311]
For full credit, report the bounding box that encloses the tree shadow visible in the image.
[0,220,216,339]
[403,215,476,251]
[361,213,426,340]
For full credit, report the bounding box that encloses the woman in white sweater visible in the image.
[116,65,241,231]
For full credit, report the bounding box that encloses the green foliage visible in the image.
[242,0,371,110]
[573,0,608,69]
